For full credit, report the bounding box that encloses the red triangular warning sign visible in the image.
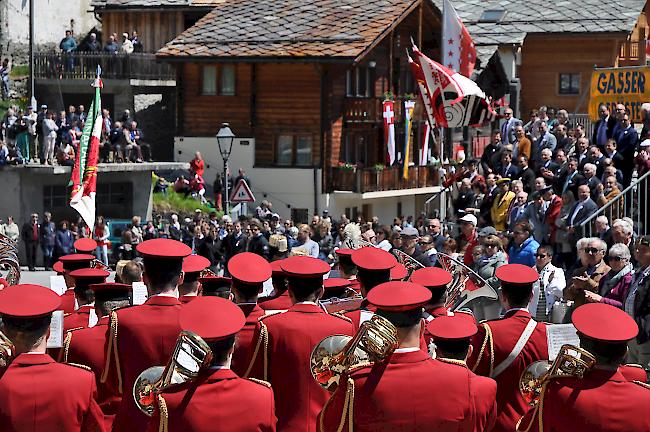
[230,179,256,203]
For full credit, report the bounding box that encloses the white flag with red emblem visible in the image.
[383,100,396,165]
[443,0,476,77]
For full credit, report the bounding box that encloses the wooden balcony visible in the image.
[327,165,440,194]
[34,52,176,81]
[343,97,425,123]
[618,40,647,66]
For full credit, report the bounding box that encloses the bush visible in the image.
[152,191,219,220]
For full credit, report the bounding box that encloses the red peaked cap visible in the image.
[573,303,638,343]
[270,260,286,276]
[390,263,408,281]
[183,254,211,273]
[0,284,61,317]
[410,267,453,290]
[323,278,351,291]
[198,275,232,293]
[280,256,330,278]
[180,296,245,341]
[136,238,192,259]
[69,268,110,280]
[351,247,397,271]
[89,282,132,293]
[495,264,538,286]
[367,281,431,312]
[427,314,478,341]
[0,278,9,290]
[59,254,95,271]
[228,252,272,284]
[52,261,64,274]
[74,238,97,253]
[335,248,353,258]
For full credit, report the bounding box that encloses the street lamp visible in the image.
[216,123,235,214]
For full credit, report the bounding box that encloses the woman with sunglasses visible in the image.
[584,243,633,309]
[476,234,508,289]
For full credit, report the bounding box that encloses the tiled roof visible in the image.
[157,0,419,59]
[92,0,222,8]
[430,0,645,47]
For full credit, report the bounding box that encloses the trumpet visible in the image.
[519,344,596,405]
[133,330,213,416]
[310,314,398,391]
[0,330,14,369]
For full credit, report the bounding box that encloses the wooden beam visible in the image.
[389,31,394,94]
[418,0,423,47]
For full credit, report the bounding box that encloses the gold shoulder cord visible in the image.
[243,322,269,379]
[62,331,73,363]
[515,382,548,432]
[157,394,169,432]
[471,322,494,376]
[100,311,122,394]
[438,357,468,368]
[66,362,92,372]
[247,377,272,388]
[318,377,355,432]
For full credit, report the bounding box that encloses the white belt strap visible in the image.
[491,319,538,378]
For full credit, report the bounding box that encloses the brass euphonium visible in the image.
[0,330,14,369]
[519,344,596,405]
[310,314,398,391]
[133,330,213,416]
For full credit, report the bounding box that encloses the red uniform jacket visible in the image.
[544,195,562,243]
[519,368,650,431]
[102,295,182,432]
[179,294,197,304]
[468,309,548,432]
[63,304,93,333]
[147,368,276,432]
[619,363,648,382]
[61,289,76,314]
[246,303,354,432]
[231,303,265,377]
[0,353,105,431]
[64,316,121,430]
[318,350,497,432]
[258,291,292,311]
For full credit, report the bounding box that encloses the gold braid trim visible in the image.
[262,322,269,381]
[633,380,650,390]
[157,394,169,432]
[347,378,355,432]
[471,322,494,375]
[62,331,73,363]
[247,377,271,388]
[438,357,468,368]
[66,362,92,372]
[243,322,268,379]
[100,311,122,394]
[319,376,355,432]
[515,382,548,432]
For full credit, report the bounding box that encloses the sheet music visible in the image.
[132,282,148,305]
[46,311,64,348]
[546,324,580,361]
[261,277,274,298]
[49,276,67,296]
[88,309,98,328]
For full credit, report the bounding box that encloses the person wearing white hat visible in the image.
[456,213,479,265]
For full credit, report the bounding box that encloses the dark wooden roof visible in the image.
[157,0,422,60]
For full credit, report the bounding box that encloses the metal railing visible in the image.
[34,52,175,81]
[578,170,650,238]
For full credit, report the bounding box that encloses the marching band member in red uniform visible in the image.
[335,249,360,292]
[322,277,352,301]
[147,296,277,432]
[198,274,232,298]
[101,238,191,432]
[410,267,454,350]
[63,282,132,430]
[228,252,272,377]
[518,303,650,431]
[245,256,354,432]
[344,247,397,329]
[74,237,98,254]
[63,268,109,333]
[319,281,496,431]
[0,284,105,431]
[58,254,96,314]
[178,254,210,304]
[468,264,549,432]
[259,259,292,312]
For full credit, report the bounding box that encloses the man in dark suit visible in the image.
[517,155,536,194]
[481,131,503,175]
[604,139,625,170]
[628,236,650,369]
[495,150,519,179]
[582,163,602,201]
[479,174,498,226]
[615,114,638,187]
[592,104,617,150]
[39,212,56,271]
[20,213,40,271]
[500,107,523,146]
[566,185,598,238]
[558,157,586,198]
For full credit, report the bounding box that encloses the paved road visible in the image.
[15,269,116,286]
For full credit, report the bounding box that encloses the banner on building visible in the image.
[442,0,476,77]
[403,100,416,179]
[589,66,650,123]
[383,100,396,165]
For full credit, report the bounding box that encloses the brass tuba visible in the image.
[0,330,14,369]
[133,330,213,416]
[519,344,596,405]
[310,314,398,391]
[0,233,20,285]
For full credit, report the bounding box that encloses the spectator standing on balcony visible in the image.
[103,35,119,54]
[2,107,17,145]
[131,31,143,53]
[42,111,58,165]
[23,106,37,162]
[190,151,205,177]
[77,105,87,124]
[36,105,47,162]
[119,33,134,54]
[3,216,19,243]
[59,30,77,72]
[83,33,101,52]
[94,216,109,266]
[129,120,150,161]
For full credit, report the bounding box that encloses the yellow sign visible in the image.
[589,66,649,123]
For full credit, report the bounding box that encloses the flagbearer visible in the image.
[64,282,132,430]
[58,253,96,314]
[102,238,191,432]
[179,254,211,303]
[0,284,105,431]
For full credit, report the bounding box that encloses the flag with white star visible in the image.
[443,0,476,77]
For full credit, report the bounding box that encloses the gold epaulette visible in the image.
[259,310,284,321]
[247,377,272,388]
[156,394,169,432]
[331,313,353,323]
[66,362,92,372]
[633,380,650,390]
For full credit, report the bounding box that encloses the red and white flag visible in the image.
[443,0,476,78]
[70,72,102,230]
[383,100,396,165]
[420,123,431,166]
